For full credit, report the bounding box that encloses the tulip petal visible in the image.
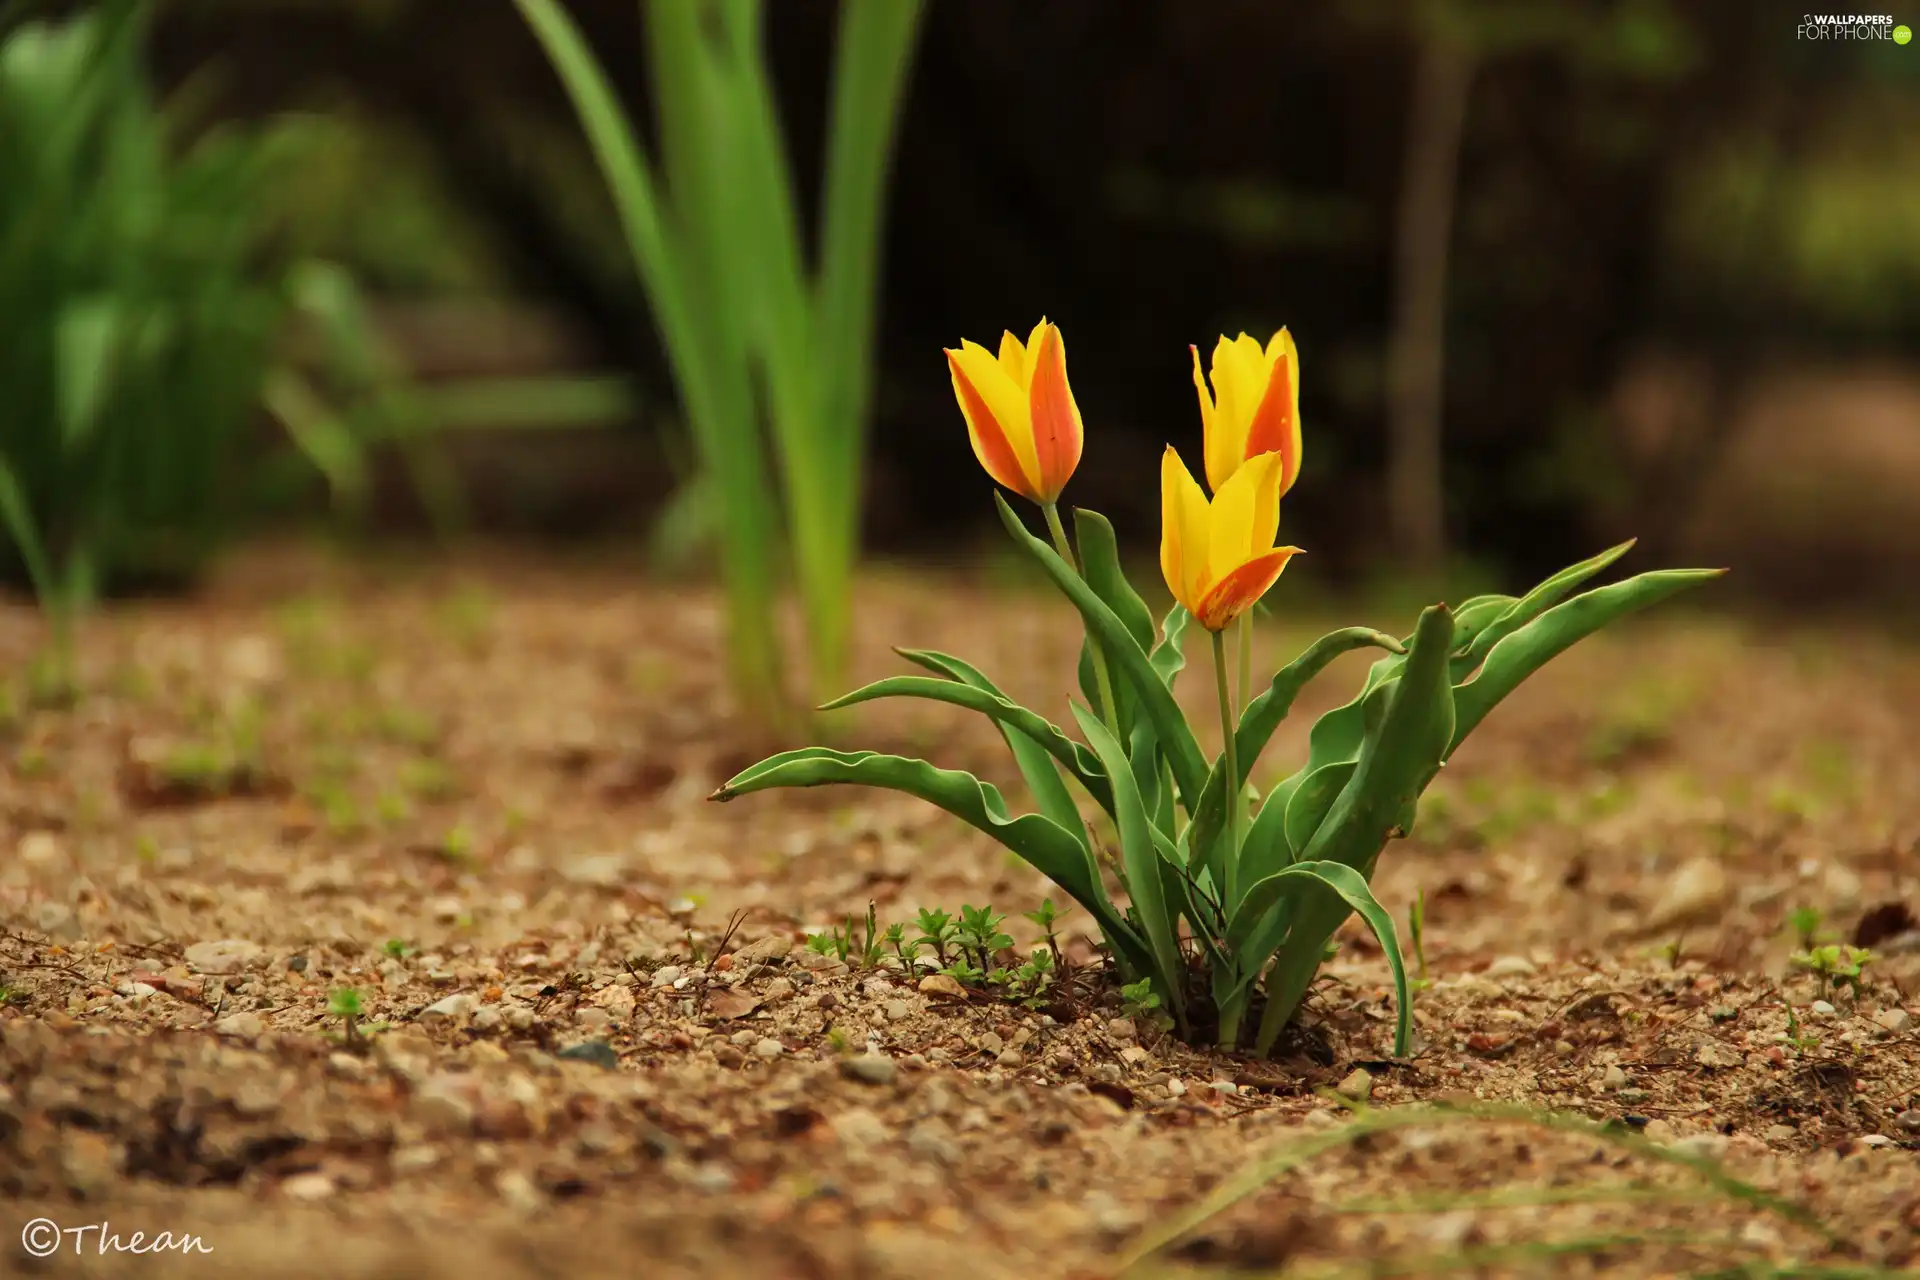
[1203,335,1248,492]
[1190,343,1217,437]
[1209,451,1284,570]
[949,340,1041,495]
[1160,447,1212,617]
[1026,323,1083,502]
[1245,328,1302,496]
[949,347,1039,500]
[1197,546,1303,631]
[996,329,1027,383]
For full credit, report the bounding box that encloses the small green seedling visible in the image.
[0,984,22,1007]
[439,824,475,864]
[329,987,365,1043]
[942,958,986,985]
[1024,898,1069,967]
[1120,977,1173,1033]
[1781,999,1820,1053]
[882,922,915,967]
[1791,944,1874,1000]
[1787,906,1826,951]
[1008,947,1056,1007]
[382,938,413,960]
[1408,888,1430,989]
[912,908,959,967]
[956,904,1012,973]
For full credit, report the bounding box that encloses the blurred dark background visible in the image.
[101,0,1920,602]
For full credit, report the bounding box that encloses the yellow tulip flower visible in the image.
[1159,448,1303,633]
[945,319,1084,505]
[1191,329,1302,496]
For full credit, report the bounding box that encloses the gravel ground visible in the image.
[3,545,1919,1278]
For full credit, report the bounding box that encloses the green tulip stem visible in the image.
[1212,626,1241,911]
[1043,500,1121,741]
[1235,611,1253,715]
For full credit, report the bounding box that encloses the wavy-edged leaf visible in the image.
[892,648,1093,835]
[1256,606,1456,1053]
[1071,509,1153,736]
[1151,604,1192,687]
[996,493,1207,808]
[1283,760,1355,870]
[1236,860,1411,1057]
[1185,627,1407,893]
[1451,567,1723,753]
[1073,705,1186,1021]
[711,746,1154,978]
[1458,540,1636,669]
[825,669,1111,817]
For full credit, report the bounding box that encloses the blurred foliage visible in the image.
[0,1,467,690]
[0,3,301,635]
[25,0,1917,599]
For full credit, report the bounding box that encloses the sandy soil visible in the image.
[3,546,1919,1278]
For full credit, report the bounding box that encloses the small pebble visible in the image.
[1166,1078,1186,1098]
[762,978,795,1001]
[1810,999,1836,1017]
[1764,1123,1797,1143]
[1336,1068,1373,1102]
[842,1055,898,1086]
[713,1045,745,1068]
[1106,1017,1136,1040]
[996,1049,1025,1070]
[1209,1081,1239,1097]
[1485,955,1536,979]
[1600,1065,1628,1091]
[1875,1008,1913,1035]
[753,1038,784,1060]
[555,1040,619,1070]
[1860,1134,1895,1149]
[884,999,911,1022]
[650,966,684,988]
[1895,1110,1920,1133]
[1672,1133,1729,1160]
[978,1032,1005,1055]
[281,1172,335,1202]
[421,993,476,1020]
[576,1007,611,1030]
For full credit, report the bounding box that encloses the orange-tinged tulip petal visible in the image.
[1196,547,1303,632]
[1159,445,1301,631]
[947,319,1082,504]
[1197,328,1303,496]
[1026,324,1083,503]
[948,347,1040,500]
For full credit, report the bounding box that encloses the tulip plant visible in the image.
[713,321,1721,1059]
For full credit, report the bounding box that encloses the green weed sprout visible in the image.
[328,987,364,1043]
[711,364,1719,1060]
[1791,944,1874,1001]
[912,908,959,968]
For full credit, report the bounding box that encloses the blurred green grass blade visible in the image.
[263,368,369,514]
[0,454,54,606]
[1114,1101,1835,1274]
[385,377,638,432]
[517,0,786,716]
